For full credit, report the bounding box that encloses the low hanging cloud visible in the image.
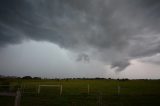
[1,0,160,71]
[76,53,90,63]
[140,54,160,65]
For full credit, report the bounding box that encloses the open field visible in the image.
[0,79,160,106]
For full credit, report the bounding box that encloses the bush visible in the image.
[22,76,32,79]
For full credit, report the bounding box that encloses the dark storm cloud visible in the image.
[1,0,160,71]
[111,61,130,72]
[76,53,90,63]
[140,54,160,65]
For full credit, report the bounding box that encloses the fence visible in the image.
[22,84,121,96]
[37,85,63,96]
[0,88,21,106]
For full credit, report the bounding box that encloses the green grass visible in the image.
[0,79,160,106]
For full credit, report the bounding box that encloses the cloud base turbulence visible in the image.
[1,0,160,78]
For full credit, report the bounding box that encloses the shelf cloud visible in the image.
[1,0,160,71]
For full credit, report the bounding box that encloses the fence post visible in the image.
[38,85,40,94]
[118,85,120,96]
[60,85,62,96]
[88,84,90,95]
[15,89,21,106]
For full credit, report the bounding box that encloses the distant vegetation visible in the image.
[0,75,134,80]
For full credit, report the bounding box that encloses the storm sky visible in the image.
[1,0,160,79]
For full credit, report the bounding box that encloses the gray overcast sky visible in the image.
[1,0,160,79]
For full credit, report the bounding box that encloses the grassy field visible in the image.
[0,79,160,106]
